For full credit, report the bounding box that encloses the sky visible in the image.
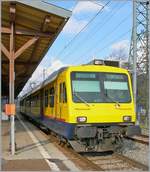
[19,0,132,97]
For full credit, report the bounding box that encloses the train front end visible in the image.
[67,64,141,152]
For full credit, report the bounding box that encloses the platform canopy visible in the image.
[1,0,71,97]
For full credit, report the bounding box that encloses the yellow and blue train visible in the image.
[20,60,141,152]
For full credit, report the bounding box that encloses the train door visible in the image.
[55,78,67,121]
[59,82,67,121]
[55,77,62,120]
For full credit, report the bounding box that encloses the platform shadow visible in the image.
[15,139,51,155]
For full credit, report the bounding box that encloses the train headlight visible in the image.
[77,116,87,123]
[94,60,104,65]
[123,116,131,122]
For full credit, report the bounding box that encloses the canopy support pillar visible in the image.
[1,3,39,155]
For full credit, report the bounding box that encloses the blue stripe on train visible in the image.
[42,117,75,140]
[22,112,75,139]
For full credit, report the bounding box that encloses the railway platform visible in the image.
[1,113,79,171]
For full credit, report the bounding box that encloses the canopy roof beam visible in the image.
[14,37,39,60]
[2,60,38,65]
[2,27,53,37]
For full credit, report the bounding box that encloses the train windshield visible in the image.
[71,72,131,103]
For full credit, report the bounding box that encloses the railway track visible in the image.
[45,133,149,171]
[83,152,148,171]
[48,136,149,171]
[125,134,149,145]
[20,113,149,171]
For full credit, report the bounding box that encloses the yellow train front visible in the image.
[20,61,141,152]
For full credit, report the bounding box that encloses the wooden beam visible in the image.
[9,3,16,60]
[1,27,11,34]
[27,16,50,64]
[42,16,51,32]
[2,60,38,65]
[1,27,53,37]
[10,3,16,22]
[14,37,39,60]
[1,43,10,59]
[21,16,50,77]
[10,22,15,60]
[16,29,53,37]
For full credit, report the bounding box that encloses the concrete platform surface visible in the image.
[2,113,79,171]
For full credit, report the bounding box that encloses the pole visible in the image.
[0,59,1,168]
[0,68,2,171]
[0,56,2,171]
[133,0,138,124]
[146,1,149,128]
[0,1,2,169]
[148,1,150,128]
[9,60,15,155]
[10,20,15,155]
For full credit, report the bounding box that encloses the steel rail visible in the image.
[125,135,149,145]
[113,153,149,171]
[85,152,148,171]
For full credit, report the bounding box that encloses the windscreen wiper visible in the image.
[104,93,120,107]
[73,92,90,107]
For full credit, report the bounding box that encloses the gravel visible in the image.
[121,138,149,166]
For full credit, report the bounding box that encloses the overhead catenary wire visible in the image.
[91,1,106,7]
[59,2,120,60]
[54,1,111,59]
[60,2,128,62]
[80,29,131,64]
[70,12,131,64]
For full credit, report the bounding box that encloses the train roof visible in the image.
[21,66,68,99]
[20,64,128,100]
[67,64,128,74]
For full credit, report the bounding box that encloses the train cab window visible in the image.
[49,87,54,107]
[59,82,67,103]
[71,72,131,103]
[45,90,48,107]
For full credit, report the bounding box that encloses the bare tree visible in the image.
[108,47,128,61]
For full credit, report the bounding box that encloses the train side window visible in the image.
[45,90,48,107]
[63,82,67,103]
[49,87,54,107]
